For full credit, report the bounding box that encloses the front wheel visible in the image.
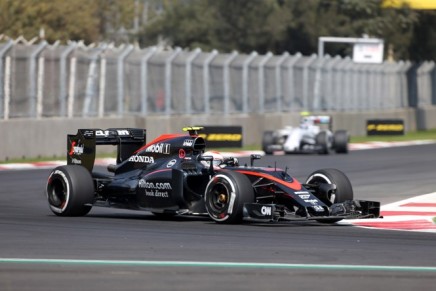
[305,168,353,223]
[46,165,95,216]
[205,171,254,224]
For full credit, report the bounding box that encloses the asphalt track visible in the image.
[1,144,436,290]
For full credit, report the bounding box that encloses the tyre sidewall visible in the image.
[205,171,253,224]
[305,168,353,204]
[46,165,94,216]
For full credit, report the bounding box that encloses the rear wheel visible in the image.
[46,165,95,216]
[333,130,349,153]
[305,168,353,223]
[205,171,254,224]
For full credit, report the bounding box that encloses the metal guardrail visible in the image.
[0,39,435,119]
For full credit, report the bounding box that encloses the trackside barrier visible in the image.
[0,38,435,119]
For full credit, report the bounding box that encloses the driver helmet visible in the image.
[202,151,224,168]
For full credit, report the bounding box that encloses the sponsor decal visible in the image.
[197,126,243,148]
[145,143,171,154]
[138,179,171,198]
[179,149,186,159]
[296,192,311,200]
[183,139,194,147]
[69,141,84,156]
[138,179,172,190]
[128,155,154,164]
[71,158,82,165]
[367,119,404,136]
[82,130,94,137]
[261,206,272,216]
[298,194,310,199]
[304,199,320,205]
[313,205,324,212]
[96,129,130,136]
[166,159,177,168]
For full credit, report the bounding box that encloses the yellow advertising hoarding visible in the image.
[383,0,436,9]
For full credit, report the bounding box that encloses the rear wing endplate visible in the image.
[67,128,146,171]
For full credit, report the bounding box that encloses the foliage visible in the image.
[0,0,434,61]
[0,0,135,44]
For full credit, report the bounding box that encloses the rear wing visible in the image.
[67,128,146,171]
[300,115,332,130]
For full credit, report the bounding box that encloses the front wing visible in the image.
[243,200,380,222]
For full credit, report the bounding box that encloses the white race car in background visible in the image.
[262,115,349,155]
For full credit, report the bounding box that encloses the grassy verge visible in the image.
[350,129,436,143]
[2,129,436,164]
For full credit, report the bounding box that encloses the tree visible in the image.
[140,0,292,54]
[0,0,136,44]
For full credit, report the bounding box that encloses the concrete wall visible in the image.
[1,106,436,162]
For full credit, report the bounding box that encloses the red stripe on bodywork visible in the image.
[235,170,302,191]
[134,134,185,154]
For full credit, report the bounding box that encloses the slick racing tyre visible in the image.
[333,130,349,154]
[262,131,274,155]
[205,171,254,224]
[315,131,330,155]
[305,168,353,204]
[305,168,353,223]
[46,165,95,216]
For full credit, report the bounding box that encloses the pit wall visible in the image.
[1,106,436,161]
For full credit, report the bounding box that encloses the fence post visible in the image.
[302,54,317,111]
[59,42,77,117]
[0,40,13,119]
[67,54,77,118]
[140,46,156,115]
[165,47,181,115]
[185,48,201,114]
[258,52,273,113]
[83,45,106,117]
[242,51,257,113]
[283,53,301,112]
[203,50,218,114]
[98,52,106,118]
[223,51,238,114]
[275,52,289,112]
[117,44,134,115]
[29,41,47,117]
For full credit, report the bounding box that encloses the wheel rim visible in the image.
[47,170,70,213]
[205,174,238,221]
[209,183,230,215]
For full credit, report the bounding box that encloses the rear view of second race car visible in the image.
[262,115,349,155]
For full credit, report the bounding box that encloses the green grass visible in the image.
[2,129,436,164]
[350,129,436,143]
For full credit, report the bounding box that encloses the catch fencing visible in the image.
[0,38,435,119]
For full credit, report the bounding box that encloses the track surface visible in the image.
[1,144,436,290]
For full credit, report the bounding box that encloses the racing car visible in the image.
[45,127,379,224]
[262,115,349,155]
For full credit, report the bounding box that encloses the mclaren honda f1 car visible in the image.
[45,127,379,224]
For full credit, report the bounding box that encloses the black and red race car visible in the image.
[46,127,380,224]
